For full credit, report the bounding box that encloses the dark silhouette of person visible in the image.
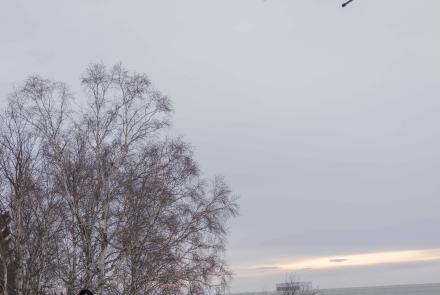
[78,289,94,295]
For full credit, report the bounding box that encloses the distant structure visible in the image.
[276,282,313,292]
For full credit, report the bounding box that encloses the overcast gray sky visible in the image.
[1,0,439,293]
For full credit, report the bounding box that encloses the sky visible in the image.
[1,0,439,293]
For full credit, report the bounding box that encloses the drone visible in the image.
[342,0,354,7]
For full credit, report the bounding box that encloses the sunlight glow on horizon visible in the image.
[236,248,440,277]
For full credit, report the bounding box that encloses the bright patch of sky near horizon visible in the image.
[1,0,439,293]
[239,248,440,276]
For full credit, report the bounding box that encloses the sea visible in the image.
[319,284,440,295]
[231,283,440,295]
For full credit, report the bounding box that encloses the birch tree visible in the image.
[0,91,62,295]
[1,63,238,295]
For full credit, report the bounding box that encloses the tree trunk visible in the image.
[2,261,8,295]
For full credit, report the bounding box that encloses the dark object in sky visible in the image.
[78,289,93,295]
[342,0,354,7]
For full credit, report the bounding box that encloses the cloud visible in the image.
[278,248,440,271]
[329,258,349,263]
[253,266,281,270]
[238,248,440,276]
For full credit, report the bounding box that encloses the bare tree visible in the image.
[278,274,319,295]
[0,89,62,295]
[0,63,238,295]
[0,211,13,295]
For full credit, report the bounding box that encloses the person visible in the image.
[78,289,94,295]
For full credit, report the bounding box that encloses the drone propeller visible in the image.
[342,0,354,7]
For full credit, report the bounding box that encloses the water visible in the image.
[232,284,440,295]
[319,284,440,295]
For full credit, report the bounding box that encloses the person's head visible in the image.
[78,289,93,295]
